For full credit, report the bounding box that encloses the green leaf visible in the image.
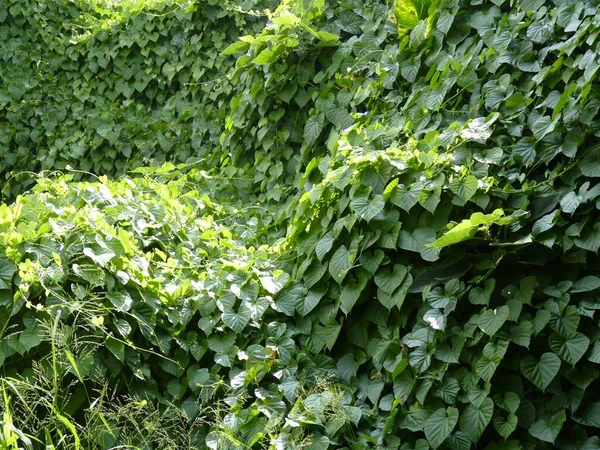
[520,352,561,392]
[548,332,590,365]
[400,227,440,261]
[550,305,580,338]
[475,355,499,382]
[275,284,304,316]
[429,210,507,249]
[469,279,496,305]
[390,183,421,211]
[509,320,533,347]
[19,326,44,352]
[529,410,566,444]
[252,48,273,64]
[207,333,236,354]
[0,255,16,290]
[272,11,300,26]
[552,83,578,120]
[459,397,494,443]
[351,195,385,222]
[531,115,555,140]
[340,276,369,314]
[478,306,510,336]
[588,341,600,364]
[304,113,324,146]
[317,31,340,42]
[513,137,536,166]
[573,403,600,428]
[571,275,600,293]
[532,211,558,236]
[222,303,252,333]
[450,175,478,202]
[378,275,411,310]
[375,265,408,295]
[425,407,459,449]
[361,249,384,275]
[493,414,518,439]
[260,273,289,295]
[409,345,432,373]
[560,191,580,214]
[315,233,334,261]
[298,283,328,316]
[220,41,251,55]
[494,392,520,414]
[574,222,600,252]
[329,245,353,283]
[106,336,125,362]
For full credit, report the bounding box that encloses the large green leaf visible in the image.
[478,306,510,336]
[222,303,252,333]
[424,407,459,449]
[529,410,566,443]
[374,264,408,295]
[329,245,353,283]
[468,279,495,305]
[304,113,324,146]
[19,326,44,352]
[548,332,590,365]
[493,414,518,440]
[450,175,478,202]
[340,274,368,314]
[0,255,16,290]
[459,397,494,443]
[315,233,334,261]
[520,352,561,392]
[351,194,385,222]
[298,283,328,316]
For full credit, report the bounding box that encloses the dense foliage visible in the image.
[0,0,271,197]
[2,0,600,448]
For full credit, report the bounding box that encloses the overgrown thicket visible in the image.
[0,0,272,197]
[1,0,600,449]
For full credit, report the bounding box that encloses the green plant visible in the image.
[2,0,600,448]
[0,0,273,197]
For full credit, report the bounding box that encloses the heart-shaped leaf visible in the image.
[425,407,459,449]
[375,264,408,295]
[478,306,510,336]
[520,352,561,392]
[494,413,518,439]
[459,397,494,443]
[529,410,566,443]
[549,332,590,365]
[329,245,353,284]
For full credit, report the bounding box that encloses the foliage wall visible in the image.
[0,0,270,197]
[2,0,600,448]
